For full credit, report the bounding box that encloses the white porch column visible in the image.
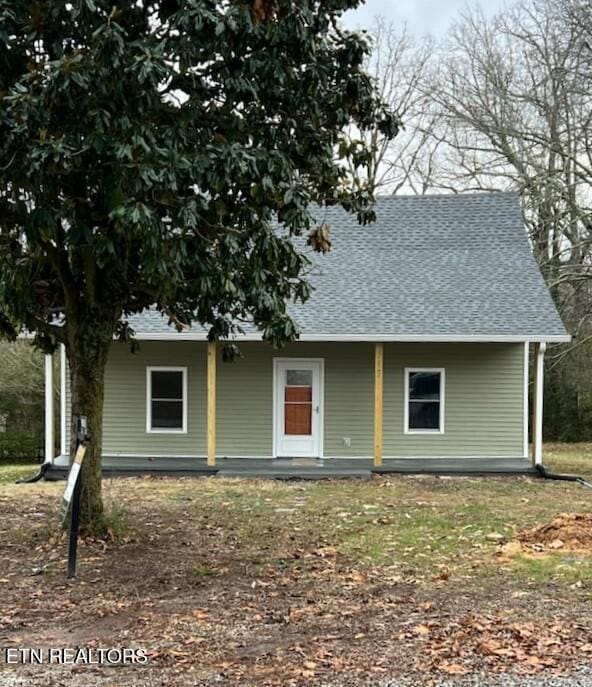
[44,353,54,463]
[60,344,67,456]
[533,342,546,467]
[523,342,529,459]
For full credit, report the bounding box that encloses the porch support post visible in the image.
[373,343,384,467]
[207,341,217,466]
[44,353,54,463]
[532,342,546,467]
[60,344,67,457]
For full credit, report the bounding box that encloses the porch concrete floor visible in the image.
[46,456,537,480]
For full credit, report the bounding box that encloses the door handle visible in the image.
[314,405,319,414]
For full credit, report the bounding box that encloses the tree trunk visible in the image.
[66,321,114,535]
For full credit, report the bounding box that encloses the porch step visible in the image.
[217,468,371,480]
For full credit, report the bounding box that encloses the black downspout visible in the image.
[16,461,53,484]
[536,463,592,490]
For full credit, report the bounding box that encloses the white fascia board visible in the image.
[22,330,570,343]
[132,332,571,343]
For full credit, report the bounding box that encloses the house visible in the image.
[45,193,569,476]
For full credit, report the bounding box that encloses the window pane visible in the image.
[409,372,440,401]
[152,371,183,399]
[285,403,312,435]
[151,400,183,429]
[408,400,440,430]
[286,369,312,386]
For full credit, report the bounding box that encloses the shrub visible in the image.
[0,430,42,461]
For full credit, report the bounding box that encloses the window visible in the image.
[146,367,187,433]
[405,368,444,433]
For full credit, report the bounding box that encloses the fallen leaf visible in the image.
[524,655,541,665]
[478,639,502,655]
[440,662,468,674]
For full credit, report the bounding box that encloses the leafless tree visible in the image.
[348,19,439,194]
[425,0,592,437]
[423,2,592,337]
[364,1,592,436]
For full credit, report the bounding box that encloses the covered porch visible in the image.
[46,455,536,479]
[43,340,547,477]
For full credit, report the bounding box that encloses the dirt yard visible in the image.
[1,447,592,686]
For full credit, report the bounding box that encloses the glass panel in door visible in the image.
[284,369,313,435]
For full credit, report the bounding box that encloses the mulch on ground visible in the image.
[518,513,592,552]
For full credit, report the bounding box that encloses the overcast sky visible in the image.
[343,0,508,36]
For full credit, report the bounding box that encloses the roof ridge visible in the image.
[372,191,519,201]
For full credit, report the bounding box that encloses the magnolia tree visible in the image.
[0,0,397,531]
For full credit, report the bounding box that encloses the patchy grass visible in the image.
[0,461,38,484]
[116,465,592,584]
[509,550,592,586]
[99,502,140,542]
[545,442,592,478]
[1,445,592,686]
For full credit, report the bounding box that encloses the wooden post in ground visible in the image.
[373,343,384,467]
[207,342,217,467]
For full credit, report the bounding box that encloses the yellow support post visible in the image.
[374,342,384,467]
[207,341,217,466]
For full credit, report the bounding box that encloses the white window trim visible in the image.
[146,366,188,434]
[404,367,445,435]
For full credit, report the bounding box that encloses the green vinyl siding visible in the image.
[96,342,374,457]
[383,343,525,457]
[102,342,206,455]
[217,343,374,457]
[67,340,526,459]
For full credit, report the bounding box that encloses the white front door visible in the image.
[273,359,324,458]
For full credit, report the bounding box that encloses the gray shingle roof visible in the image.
[129,192,568,342]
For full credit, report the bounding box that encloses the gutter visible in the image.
[130,332,571,343]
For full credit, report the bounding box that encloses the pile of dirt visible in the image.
[518,512,592,552]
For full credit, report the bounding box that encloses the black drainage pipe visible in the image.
[535,464,592,490]
[15,461,53,484]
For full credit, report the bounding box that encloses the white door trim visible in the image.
[272,358,325,458]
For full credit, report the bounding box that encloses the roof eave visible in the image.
[132,332,571,343]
